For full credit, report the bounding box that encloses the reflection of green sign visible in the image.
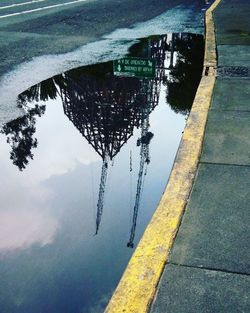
[113,57,156,78]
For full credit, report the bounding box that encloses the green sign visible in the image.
[113,57,156,78]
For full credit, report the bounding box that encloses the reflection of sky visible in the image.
[0,98,100,254]
[0,209,59,251]
[0,85,185,312]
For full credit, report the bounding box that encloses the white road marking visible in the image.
[0,0,88,18]
[0,0,49,10]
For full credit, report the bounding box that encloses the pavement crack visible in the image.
[168,262,250,277]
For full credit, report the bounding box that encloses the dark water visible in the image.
[0,33,204,313]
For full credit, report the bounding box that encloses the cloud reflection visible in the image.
[0,209,59,253]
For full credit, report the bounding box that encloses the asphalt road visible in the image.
[0,0,90,18]
[0,0,206,76]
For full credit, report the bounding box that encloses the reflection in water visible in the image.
[1,34,204,168]
[0,209,59,251]
[2,33,204,248]
[1,33,204,247]
[58,70,160,238]
[1,104,46,171]
[0,32,204,313]
[166,33,204,114]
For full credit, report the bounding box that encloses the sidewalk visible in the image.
[150,0,250,311]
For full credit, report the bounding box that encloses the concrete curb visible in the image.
[104,1,221,312]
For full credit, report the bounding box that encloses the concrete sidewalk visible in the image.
[150,0,250,312]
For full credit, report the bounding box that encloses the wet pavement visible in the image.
[0,0,210,125]
[0,0,206,77]
[150,1,250,312]
[0,33,204,313]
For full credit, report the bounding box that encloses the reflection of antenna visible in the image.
[127,79,154,248]
[126,36,166,249]
[127,109,154,248]
[95,152,109,235]
[130,150,133,172]
[169,33,175,69]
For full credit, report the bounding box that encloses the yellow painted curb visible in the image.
[105,1,221,312]
[204,0,221,67]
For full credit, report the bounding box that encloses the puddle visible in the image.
[0,33,204,313]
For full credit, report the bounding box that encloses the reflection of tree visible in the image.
[130,33,204,116]
[1,77,58,171]
[1,105,45,171]
[166,33,204,115]
[17,79,58,106]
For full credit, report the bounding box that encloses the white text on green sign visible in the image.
[113,57,156,78]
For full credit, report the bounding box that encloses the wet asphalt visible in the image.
[0,0,205,76]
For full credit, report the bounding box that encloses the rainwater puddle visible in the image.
[0,33,204,313]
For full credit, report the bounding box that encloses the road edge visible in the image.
[104,1,221,312]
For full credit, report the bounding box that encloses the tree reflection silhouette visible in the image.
[166,33,204,115]
[1,104,45,171]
